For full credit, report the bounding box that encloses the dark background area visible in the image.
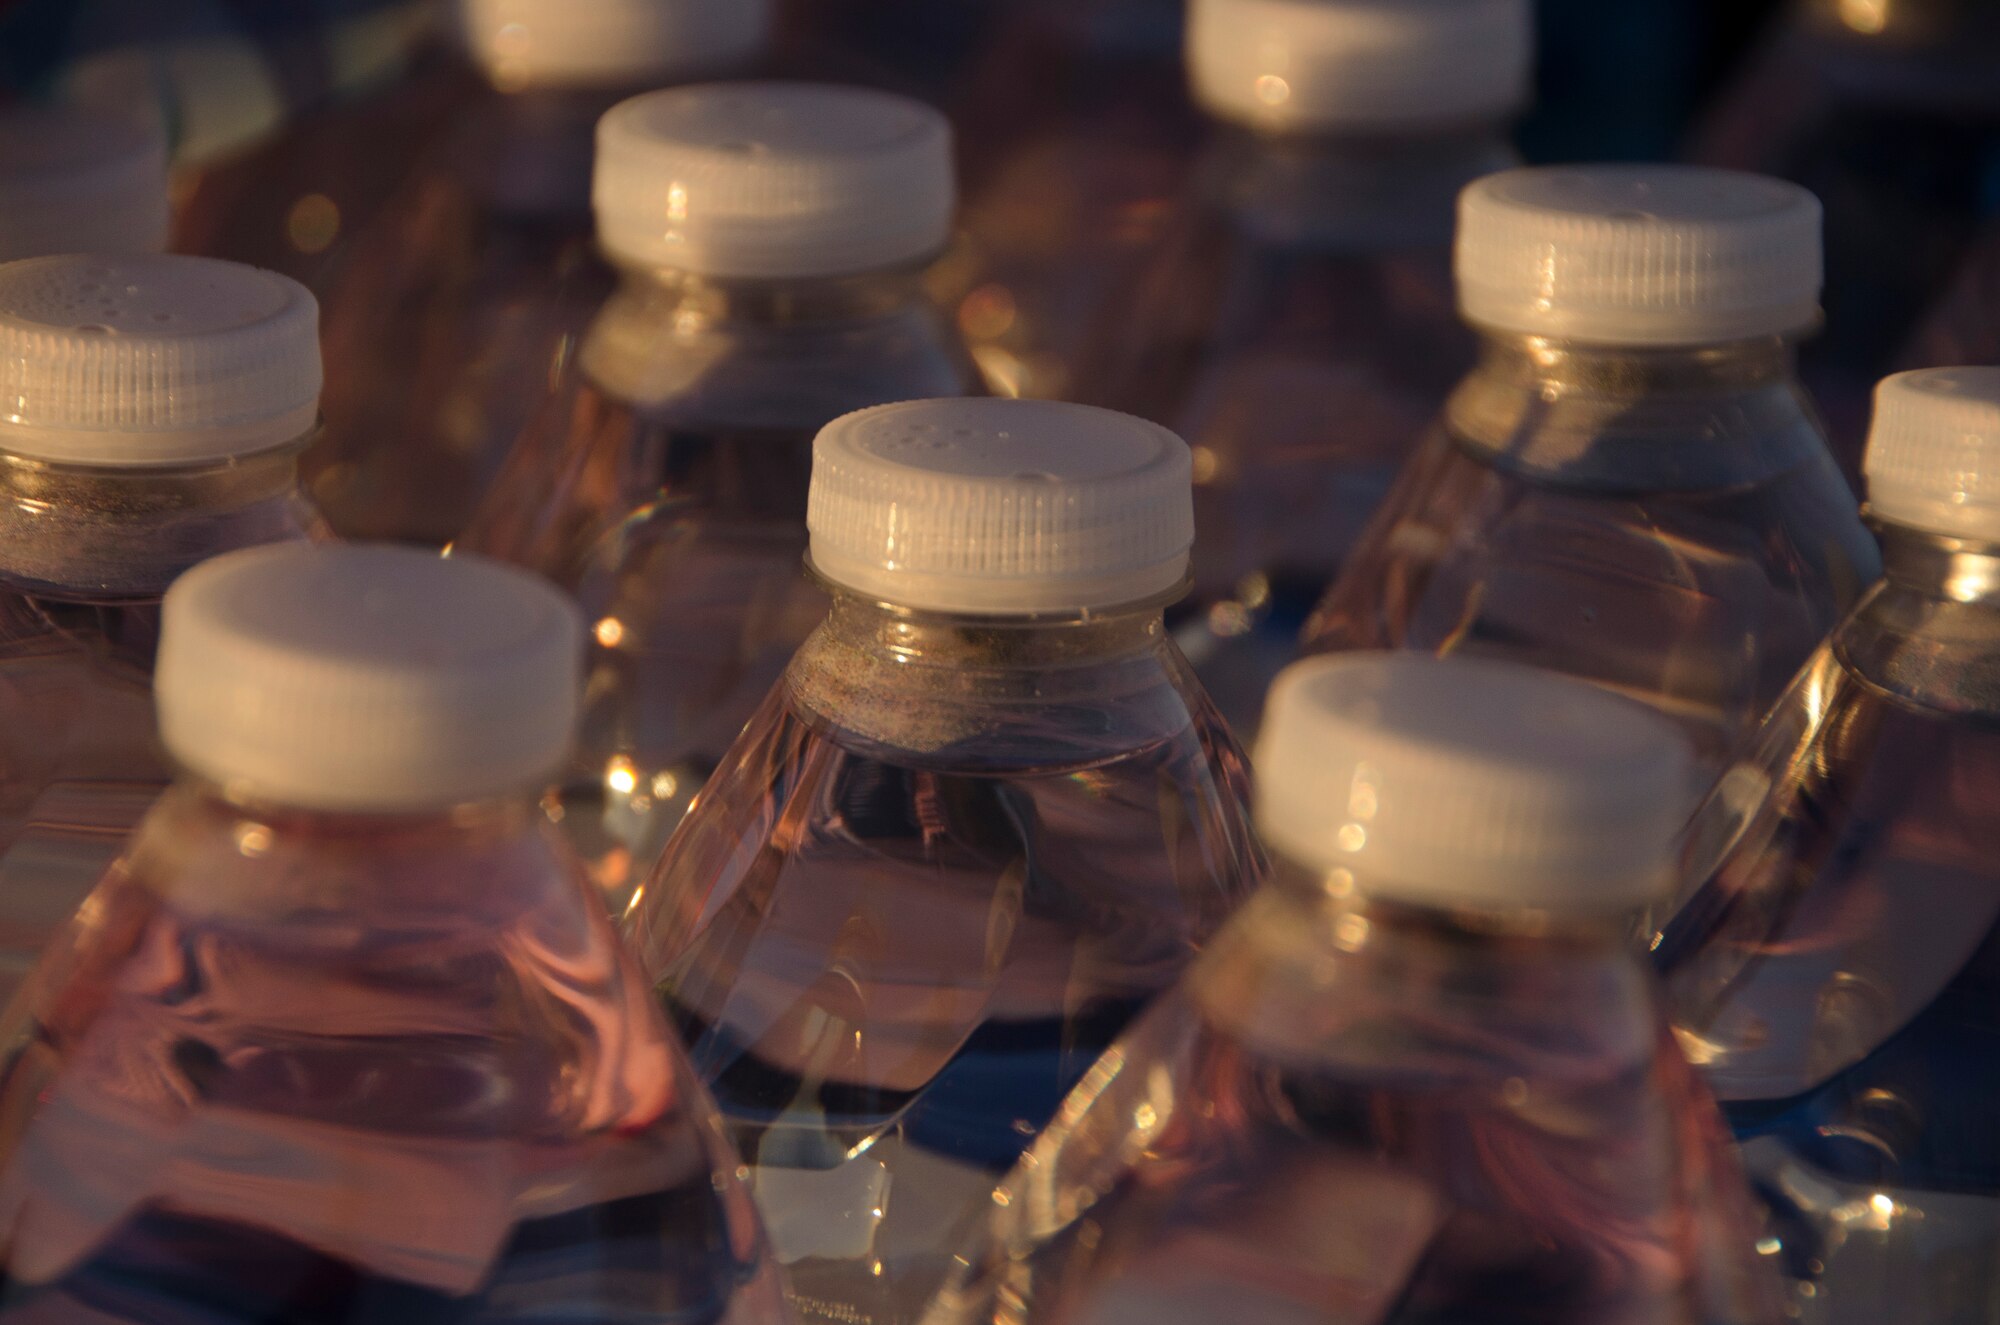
[0,0,1795,164]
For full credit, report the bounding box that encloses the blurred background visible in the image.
[0,0,1827,167]
[5,0,1997,457]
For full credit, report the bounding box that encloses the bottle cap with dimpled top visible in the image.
[456,0,769,90]
[1456,164,1824,346]
[1256,652,1696,912]
[158,544,584,814]
[1865,367,2000,544]
[0,253,322,466]
[594,81,955,279]
[807,398,1195,615]
[1187,0,1534,133]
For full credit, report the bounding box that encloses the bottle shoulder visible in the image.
[1833,578,2000,720]
[580,291,981,433]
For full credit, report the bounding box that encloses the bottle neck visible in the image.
[1830,521,2000,718]
[608,263,938,327]
[786,585,1205,766]
[1195,862,1658,1070]
[1446,330,1826,489]
[1205,121,1518,250]
[132,781,560,919]
[1874,520,2000,606]
[0,438,322,601]
[579,261,961,421]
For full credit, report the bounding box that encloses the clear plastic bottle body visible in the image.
[1300,334,1882,779]
[1081,125,1516,738]
[1655,527,2000,1322]
[925,865,1784,1325]
[1901,221,2000,375]
[458,266,980,911]
[305,83,632,545]
[0,445,322,1001]
[1689,0,2000,467]
[623,590,1264,1325]
[935,0,1199,402]
[0,779,786,1322]
[172,39,481,297]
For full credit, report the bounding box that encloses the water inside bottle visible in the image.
[1302,336,1879,778]
[0,787,783,1323]
[926,882,1783,1325]
[1659,576,2000,1322]
[629,604,1260,1325]
[461,269,979,909]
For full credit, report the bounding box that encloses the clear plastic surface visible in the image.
[925,866,1786,1325]
[304,84,631,545]
[1688,0,2000,471]
[0,447,322,1004]
[1079,126,1514,738]
[1301,334,1882,779]
[1656,526,2000,1322]
[936,0,1200,403]
[623,591,1264,1325]
[172,44,479,300]
[458,267,979,911]
[0,782,787,1322]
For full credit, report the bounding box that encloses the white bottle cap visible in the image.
[456,0,769,90]
[1187,0,1533,133]
[594,82,955,279]
[0,104,171,261]
[158,545,583,814]
[808,399,1194,615]
[1255,653,1694,911]
[1457,165,1824,346]
[1866,367,2000,543]
[0,254,322,466]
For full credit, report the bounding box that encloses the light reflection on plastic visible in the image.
[1838,0,1889,34]
[606,757,638,796]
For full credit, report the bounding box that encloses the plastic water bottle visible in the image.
[0,543,788,1322]
[1656,367,2000,1323]
[1689,0,2000,466]
[0,253,324,999]
[1080,0,1530,739]
[306,0,772,545]
[938,0,1198,402]
[460,82,978,910]
[1902,219,2000,376]
[169,5,457,294]
[0,103,169,262]
[1302,165,1882,780]
[624,398,1264,1325]
[925,652,1785,1325]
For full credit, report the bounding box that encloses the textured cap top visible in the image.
[158,545,583,813]
[595,82,955,278]
[0,104,170,261]
[1457,165,1824,345]
[1867,367,2000,542]
[808,398,1194,614]
[456,0,769,89]
[1256,654,1694,910]
[0,254,322,465]
[1189,0,1533,132]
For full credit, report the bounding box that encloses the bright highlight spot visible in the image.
[606,757,638,797]
[286,194,340,255]
[1838,0,1889,34]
